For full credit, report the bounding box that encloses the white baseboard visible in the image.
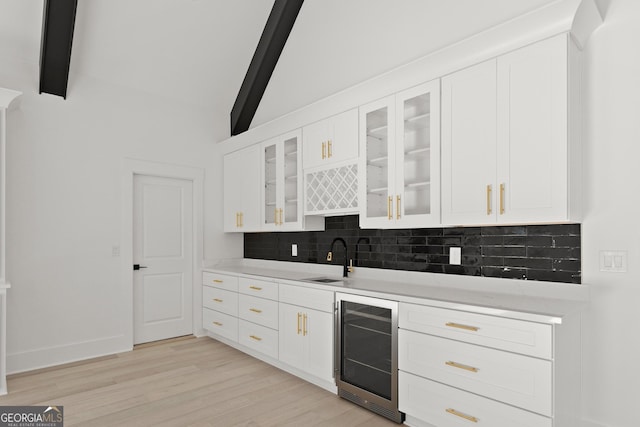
[7,334,132,375]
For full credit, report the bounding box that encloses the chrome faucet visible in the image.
[327,237,352,278]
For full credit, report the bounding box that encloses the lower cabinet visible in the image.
[278,302,333,383]
[399,371,551,427]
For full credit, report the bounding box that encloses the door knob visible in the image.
[133,264,148,271]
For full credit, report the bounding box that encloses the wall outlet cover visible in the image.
[600,250,627,272]
[450,247,461,265]
[292,244,298,257]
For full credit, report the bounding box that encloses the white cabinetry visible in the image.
[303,109,360,216]
[398,302,580,427]
[202,272,239,342]
[302,109,358,170]
[238,277,279,359]
[442,34,579,225]
[278,283,334,384]
[0,87,20,395]
[261,130,323,232]
[359,80,440,228]
[223,145,261,232]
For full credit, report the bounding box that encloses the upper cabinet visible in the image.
[262,130,323,231]
[302,109,358,170]
[442,34,580,225]
[223,145,261,232]
[359,80,441,228]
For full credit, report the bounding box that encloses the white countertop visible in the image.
[203,259,589,324]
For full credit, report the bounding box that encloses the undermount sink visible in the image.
[303,277,343,284]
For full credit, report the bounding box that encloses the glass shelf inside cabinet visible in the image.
[283,137,298,224]
[365,106,390,219]
[401,92,431,217]
[264,144,277,225]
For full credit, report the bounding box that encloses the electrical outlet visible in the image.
[449,247,461,265]
[112,245,120,257]
[292,244,298,257]
[600,250,627,272]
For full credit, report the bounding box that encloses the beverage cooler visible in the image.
[335,293,404,423]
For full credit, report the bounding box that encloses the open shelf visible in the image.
[404,147,430,157]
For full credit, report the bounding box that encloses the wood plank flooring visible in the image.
[0,336,399,426]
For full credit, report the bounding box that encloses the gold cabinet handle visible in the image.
[445,322,479,332]
[297,312,302,335]
[396,195,401,220]
[500,183,505,215]
[387,196,393,220]
[249,335,262,341]
[249,286,262,291]
[213,279,223,283]
[213,298,223,303]
[279,208,283,226]
[239,212,243,227]
[486,184,492,215]
[327,140,332,158]
[249,308,262,314]
[303,313,308,336]
[446,408,478,423]
[235,212,239,228]
[213,321,223,326]
[322,142,326,159]
[446,361,479,373]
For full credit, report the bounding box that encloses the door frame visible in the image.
[122,158,204,348]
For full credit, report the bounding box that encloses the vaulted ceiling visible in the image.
[0,0,562,135]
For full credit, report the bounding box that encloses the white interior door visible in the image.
[133,174,193,344]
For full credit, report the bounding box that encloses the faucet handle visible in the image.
[327,251,333,262]
[348,259,354,273]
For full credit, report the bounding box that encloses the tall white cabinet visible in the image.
[0,87,21,395]
[442,34,580,225]
[223,145,261,232]
[359,80,441,228]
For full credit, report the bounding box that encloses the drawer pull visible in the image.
[446,408,478,423]
[446,361,479,373]
[213,279,223,283]
[213,298,223,303]
[249,308,263,314]
[249,335,262,341]
[212,321,223,326]
[446,322,479,332]
[249,286,263,291]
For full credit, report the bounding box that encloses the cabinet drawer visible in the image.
[279,283,334,313]
[399,302,552,359]
[203,286,238,316]
[238,277,278,301]
[202,271,238,292]
[399,329,552,416]
[399,371,552,427]
[238,294,279,329]
[203,308,238,342]
[239,319,278,359]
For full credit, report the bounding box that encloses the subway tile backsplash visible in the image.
[244,215,581,284]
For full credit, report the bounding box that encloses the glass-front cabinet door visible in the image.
[261,129,303,231]
[359,80,440,228]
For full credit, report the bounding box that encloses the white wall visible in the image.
[0,58,238,372]
[581,0,640,426]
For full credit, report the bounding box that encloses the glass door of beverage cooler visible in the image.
[335,293,403,423]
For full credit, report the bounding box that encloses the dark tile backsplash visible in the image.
[244,215,581,284]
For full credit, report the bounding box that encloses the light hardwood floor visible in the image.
[0,336,399,426]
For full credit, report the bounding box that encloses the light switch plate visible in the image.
[449,247,461,265]
[600,250,627,272]
[292,244,298,257]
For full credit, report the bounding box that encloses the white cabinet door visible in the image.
[497,34,568,223]
[278,303,334,383]
[359,96,395,228]
[261,130,303,231]
[223,145,261,232]
[278,303,307,371]
[302,109,358,170]
[442,59,498,225]
[360,81,441,229]
[395,81,441,227]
